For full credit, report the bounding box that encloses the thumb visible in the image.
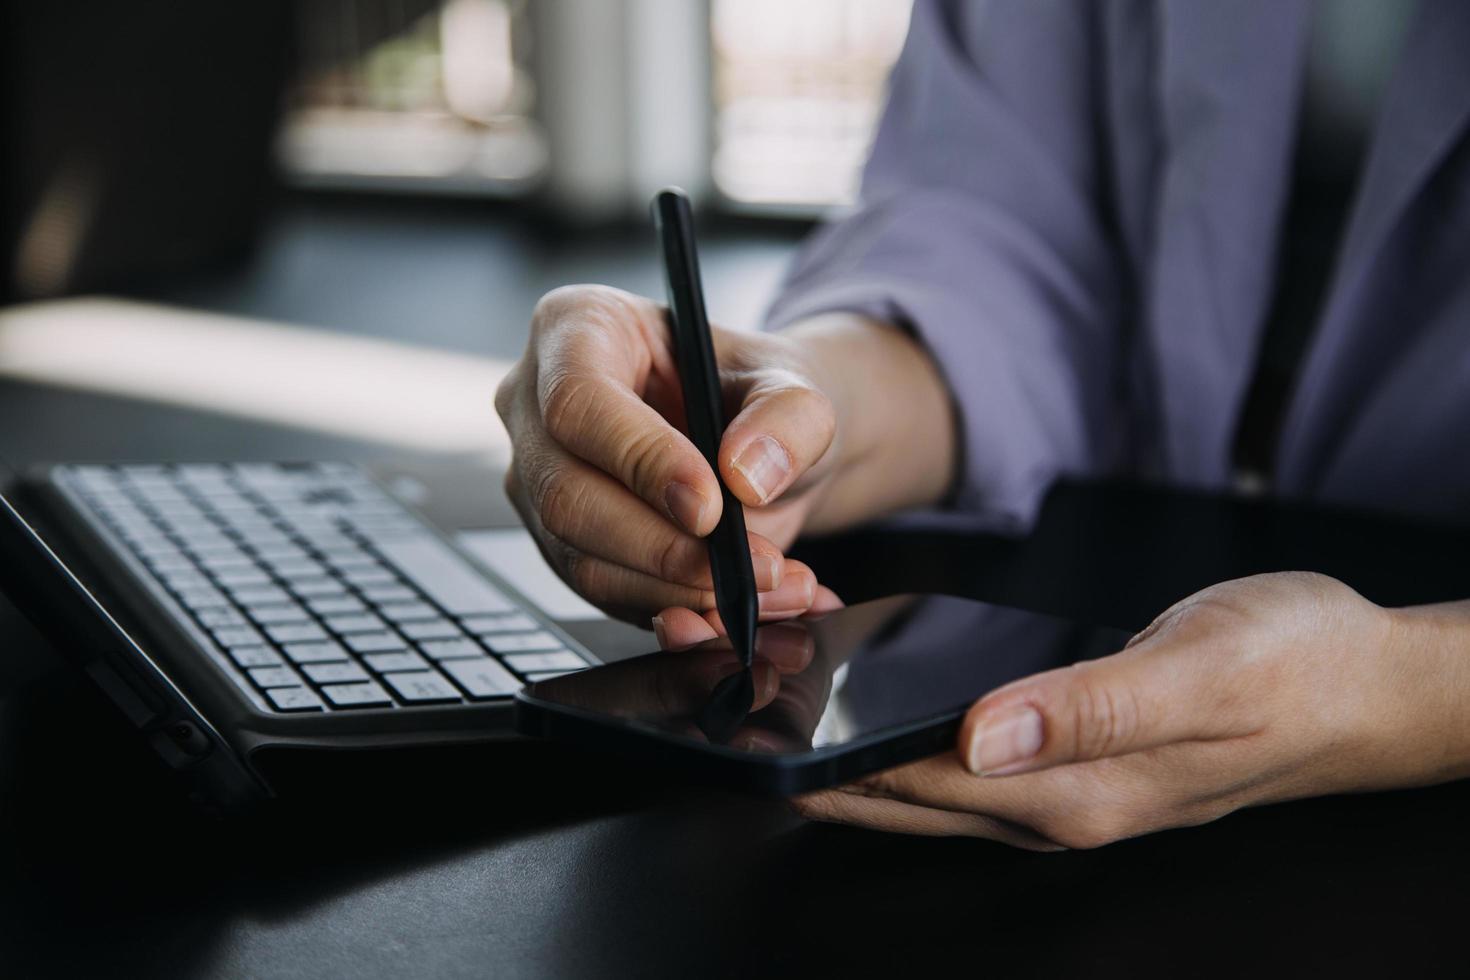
[958,632,1236,777]
[718,379,836,507]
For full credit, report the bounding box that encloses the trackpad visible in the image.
[455,528,605,621]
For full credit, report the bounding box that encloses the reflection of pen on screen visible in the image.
[695,668,756,744]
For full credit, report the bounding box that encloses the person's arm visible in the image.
[496,0,1123,623]
[767,0,1131,530]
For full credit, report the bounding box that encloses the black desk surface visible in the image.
[3,381,1469,979]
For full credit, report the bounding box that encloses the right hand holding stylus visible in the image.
[496,285,841,625]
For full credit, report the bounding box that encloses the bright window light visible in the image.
[277,0,546,194]
[711,0,913,210]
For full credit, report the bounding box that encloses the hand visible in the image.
[652,589,845,651]
[496,285,842,624]
[791,572,1470,849]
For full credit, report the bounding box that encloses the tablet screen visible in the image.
[521,594,1132,757]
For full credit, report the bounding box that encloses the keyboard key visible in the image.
[266,558,327,578]
[159,569,211,590]
[417,638,483,661]
[343,566,397,587]
[360,584,416,603]
[266,687,325,712]
[370,534,515,616]
[502,650,588,674]
[441,657,519,699]
[282,641,350,664]
[265,622,328,644]
[383,671,461,703]
[461,613,539,634]
[322,549,376,570]
[247,603,311,625]
[323,613,386,634]
[229,585,291,605]
[211,626,265,648]
[363,651,429,673]
[212,568,272,588]
[377,601,439,623]
[302,661,370,684]
[177,463,228,482]
[287,578,348,598]
[176,586,229,610]
[187,532,242,550]
[345,632,408,654]
[399,619,462,641]
[198,551,253,571]
[228,645,283,668]
[237,529,292,550]
[248,666,302,689]
[481,631,564,654]
[196,607,250,629]
[322,682,393,708]
[253,544,310,563]
[143,553,193,572]
[308,595,366,616]
[300,532,355,553]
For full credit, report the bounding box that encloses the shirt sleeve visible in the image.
[764,0,1130,530]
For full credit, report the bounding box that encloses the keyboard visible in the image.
[52,463,592,712]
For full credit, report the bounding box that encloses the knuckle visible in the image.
[528,461,578,539]
[539,370,594,441]
[792,384,837,441]
[503,466,525,512]
[652,531,691,585]
[563,550,602,600]
[860,769,902,798]
[1071,670,1141,761]
[619,423,673,494]
[1046,809,1134,850]
[533,284,640,338]
[789,793,835,823]
[493,364,523,422]
[532,284,597,326]
[758,374,834,425]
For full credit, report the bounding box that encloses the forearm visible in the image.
[778,313,956,534]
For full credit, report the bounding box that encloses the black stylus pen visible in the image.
[653,188,758,668]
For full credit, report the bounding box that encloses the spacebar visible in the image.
[370,534,515,616]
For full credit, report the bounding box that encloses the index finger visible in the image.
[534,287,723,536]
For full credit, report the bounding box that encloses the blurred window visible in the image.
[711,0,912,211]
[279,0,547,195]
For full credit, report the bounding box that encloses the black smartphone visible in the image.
[514,594,1132,796]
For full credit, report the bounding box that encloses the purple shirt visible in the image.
[766,0,1470,529]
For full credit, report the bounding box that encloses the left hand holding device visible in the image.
[701,572,1470,848]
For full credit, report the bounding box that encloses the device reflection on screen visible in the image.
[523,595,1132,757]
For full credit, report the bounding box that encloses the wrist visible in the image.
[776,315,879,468]
[1375,601,1470,786]
[777,314,955,530]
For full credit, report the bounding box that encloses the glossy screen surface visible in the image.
[522,595,1132,757]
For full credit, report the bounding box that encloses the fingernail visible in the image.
[759,572,815,616]
[966,705,1044,776]
[731,436,791,504]
[651,615,669,649]
[753,553,782,591]
[664,481,707,533]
